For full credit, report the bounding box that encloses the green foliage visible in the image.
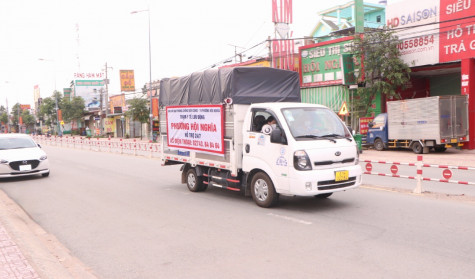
[21,109,35,125]
[353,28,411,117]
[0,106,7,125]
[61,96,86,123]
[38,90,63,128]
[126,97,149,124]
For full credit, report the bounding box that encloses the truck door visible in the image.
[243,109,290,193]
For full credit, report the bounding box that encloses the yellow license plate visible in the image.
[451,138,457,143]
[335,170,349,182]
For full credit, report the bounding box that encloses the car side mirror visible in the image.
[368,122,374,128]
[37,144,42,148]
[270,128,287,145]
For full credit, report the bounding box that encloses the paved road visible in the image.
[1,146,475,279]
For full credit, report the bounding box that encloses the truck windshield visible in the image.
[281,107,350,140]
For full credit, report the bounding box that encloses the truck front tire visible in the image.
[250,172,279,208]
[186,168,206,192]
[374,138,385,151]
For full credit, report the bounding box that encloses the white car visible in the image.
[0,134,50,178]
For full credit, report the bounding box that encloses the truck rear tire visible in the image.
[412,142,423,154]
[250,172,279,208]
[374,138,385,151]
[186,168,206,192]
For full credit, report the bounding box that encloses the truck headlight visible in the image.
[294,150,312,171]
[355,145,360,165]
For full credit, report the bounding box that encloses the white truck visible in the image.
[367,96,469,154]
[159,67,362,207]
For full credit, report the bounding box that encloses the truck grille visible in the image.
[9,160,40,171]
[314,158,355,166]
[317,177,356,190]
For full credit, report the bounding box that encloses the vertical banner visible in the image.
[152,98,159,117]
[120,70,135,92]
[166,105,224,154]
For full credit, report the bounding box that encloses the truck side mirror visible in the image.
[270,128,287,145]
[368,122,373,128]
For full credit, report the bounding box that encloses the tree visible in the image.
[21,109,36,132]
[38,91,63,132]
[353,28,411,117]
[126,97,149,139]
[61,96,85,124]
[0,106,8,131]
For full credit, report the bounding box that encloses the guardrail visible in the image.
[32,135,161,159]
[362,155,475,193]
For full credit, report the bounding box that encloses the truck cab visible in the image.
[366,113,388,151]
[242,102,362,206]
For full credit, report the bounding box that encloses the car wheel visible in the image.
[42,172,50,177]
[412,142,423,154]
[374,138,385,151]
[315,193,333,199]
[250,172,278,208]
[185,168,205,192]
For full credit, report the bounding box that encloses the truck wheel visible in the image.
[186,168,205,192]
[374,138,385,151]
[412,142,423,154]
[250,172,279,208]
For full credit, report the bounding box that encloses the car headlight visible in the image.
[40,155,47,161]
[294,150,312,171]
[0,159,8,164]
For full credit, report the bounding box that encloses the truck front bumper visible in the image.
[287,165,362,196]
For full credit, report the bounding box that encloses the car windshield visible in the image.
[282,107,350,140]
[0,137,37,150]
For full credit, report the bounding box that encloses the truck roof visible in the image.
[159,67,301,106]
[249,102,329,110]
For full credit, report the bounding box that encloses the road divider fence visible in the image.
[33,135,161,158]
[362,155,475,193]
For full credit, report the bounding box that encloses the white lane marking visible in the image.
[267,213,312,225]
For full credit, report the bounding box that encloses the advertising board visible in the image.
[300,37,355,88]
[386,0,440,67]
[74,80,105,111]
[166,105,224,155]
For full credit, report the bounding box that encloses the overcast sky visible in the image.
[0,0,387,109]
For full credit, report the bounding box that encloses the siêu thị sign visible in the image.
[299,36,358,88]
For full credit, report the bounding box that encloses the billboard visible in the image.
[439,0,475,62]
[74,80,105,111]
[386,0,440,67]
[300,37,355,87]
[120,70,135,92]
[388,0,475,66]
[109,94,126,114]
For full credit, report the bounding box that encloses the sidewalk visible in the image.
[0,191,97,279]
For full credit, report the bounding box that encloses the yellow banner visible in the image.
[120,70,135,92]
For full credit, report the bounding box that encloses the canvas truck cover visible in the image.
[159,67,301,106]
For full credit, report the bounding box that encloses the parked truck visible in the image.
[158,67,362,207]
[366,96,469,154]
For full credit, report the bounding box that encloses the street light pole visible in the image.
[131,7,153,141]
